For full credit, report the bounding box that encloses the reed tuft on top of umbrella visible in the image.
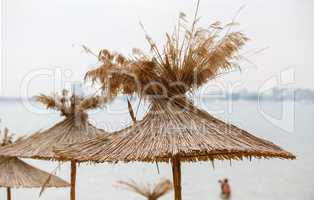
[85,12,247,103]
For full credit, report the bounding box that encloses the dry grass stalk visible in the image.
[85,13,247,104]
[117,179,172,200]
[36,89,109,120]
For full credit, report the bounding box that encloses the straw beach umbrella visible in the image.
[0,90,109,200]
[56,3,295,200]
[0,128,69,200]
[117,179,172,200]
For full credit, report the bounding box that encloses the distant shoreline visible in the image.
[0,97,34,102]
[0,97,313,103]
[1,87,314,103]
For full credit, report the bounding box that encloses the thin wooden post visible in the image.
[70,161,77,200]
[171,156,182,200]
[7,187,11,200]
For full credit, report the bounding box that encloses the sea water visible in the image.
[0,100,313,200]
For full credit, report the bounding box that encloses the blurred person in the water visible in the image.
[219,178,231,199]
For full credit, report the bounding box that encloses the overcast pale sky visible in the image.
[1,0,314,97]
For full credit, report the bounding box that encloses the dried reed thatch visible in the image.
[117,179,172,200]
[0,128,69,200]
[57,101,295,162]
[85,12,248,101]
[0,90,109,200]
[0,157,69,188]
[56,2,295,200]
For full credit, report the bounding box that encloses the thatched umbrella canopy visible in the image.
[57,101,295,162]
[56,3,295,200]
[0,90,109,200]
[0,128,69,200]
[117,179,172,200]
[56,99,295,199]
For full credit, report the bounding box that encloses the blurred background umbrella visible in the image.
[0,90,109,200]
[0,128,69,200]
[117,179,172,200]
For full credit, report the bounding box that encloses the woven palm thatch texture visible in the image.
[0,90,109,200]
[117,179,172,200]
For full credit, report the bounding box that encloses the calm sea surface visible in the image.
[0,100,313,200]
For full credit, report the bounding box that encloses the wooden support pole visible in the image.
[7,187,11,200]
[171,156,182,200]
[70,161,77,200]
